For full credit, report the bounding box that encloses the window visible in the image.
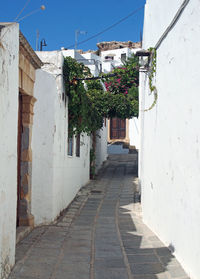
[99,64,102,73]
[76,134,80,157]
[121,53,126,62]
[105,56,114,61]
[68,135,73,156]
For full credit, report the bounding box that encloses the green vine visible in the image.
[63,55,139,179]
[144,47,158,111]
[63,55,139,137]
[63,56,102,137]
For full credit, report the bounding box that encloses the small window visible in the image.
[121,53,126,62]
[105,56,114,61]
[76,134,80,157]
[99,64,102,73]
[68,135,73,156]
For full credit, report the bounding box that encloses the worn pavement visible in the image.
[9,154,190,279]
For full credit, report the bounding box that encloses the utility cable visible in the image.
[155,0,190,49]
[66,5,144,49]
[14,0,31,22]
[17,7,45,22]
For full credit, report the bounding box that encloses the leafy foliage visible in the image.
[104,55,139,95]
[63,54,139,136]
[103,54,139,118]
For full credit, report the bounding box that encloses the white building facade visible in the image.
[0,23,19,279]
[62,49,108,172]
[139,1,200,278]
[100,44,141,149]
[32,51,90,225]
[0,28,92,278]
[101,47,136,73]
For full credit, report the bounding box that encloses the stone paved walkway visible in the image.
[9,154,190,279]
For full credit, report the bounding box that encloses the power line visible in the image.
[17,6,45,22]
[14,0,31,21]
[66,5,144,49]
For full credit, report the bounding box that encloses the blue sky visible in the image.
[0,0,146,51]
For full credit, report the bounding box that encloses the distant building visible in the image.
[75,41,141,150]
[98,41,141,149]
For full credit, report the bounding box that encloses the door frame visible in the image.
[108,118,130,144]
[17,93,23,226]
[110,118,126,140]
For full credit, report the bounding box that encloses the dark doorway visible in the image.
[110,118,126,139]
[17,93,22,227]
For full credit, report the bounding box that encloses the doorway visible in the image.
[110,118,126,139]
[17,93,22,226]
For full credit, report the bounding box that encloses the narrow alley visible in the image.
[9,153,189,279]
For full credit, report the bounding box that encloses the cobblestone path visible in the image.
[9,154,189,279]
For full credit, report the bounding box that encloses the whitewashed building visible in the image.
[0,23,43,278]
[98,41,141,150]
[62,49,108,173]
[0,25,92,278]
[139,1,200,278]
[62,43,141,157]
[101,47,136,73]
[32,51,90,225]
[0,22,19,279]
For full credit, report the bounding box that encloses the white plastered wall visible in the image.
[62,50,108,173]
[140,1,200,278]
[101,47,141,73]
[0,23,19,278]
[95,121,108,172]
[32,51,90,225]
[129,117,139,149]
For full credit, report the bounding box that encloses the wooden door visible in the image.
[110,118,126,139]
[17,94,22,226]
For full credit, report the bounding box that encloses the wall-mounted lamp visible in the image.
[135,50,151,70]
[40,38,47,51]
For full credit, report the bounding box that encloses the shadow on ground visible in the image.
[9,153,189,279]
[109,153,189,279]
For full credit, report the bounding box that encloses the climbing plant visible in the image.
[63,54,139,137]
[145,47,158,111]
[63,56,100,136]
[103,54,139,118]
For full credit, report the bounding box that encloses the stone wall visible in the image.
[97,41,141,52]
[17,32,42,227]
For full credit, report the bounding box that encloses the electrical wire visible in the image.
[17,7,43,22]
[66,5,144,49]
[155,0,190,49]
[14,0,31,22]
